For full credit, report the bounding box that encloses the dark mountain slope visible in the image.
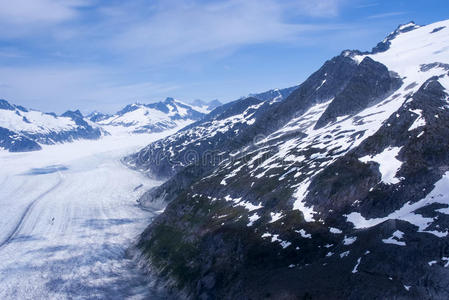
[138,73,449,300]
[125,54,360,207]
[130,20,449,299]
[0,127,41,152]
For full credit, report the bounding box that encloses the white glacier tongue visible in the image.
[0,131,176,299]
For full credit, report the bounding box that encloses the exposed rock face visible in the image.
[248,85,299,102]
[314,57,402,129]
[129,20,449,299]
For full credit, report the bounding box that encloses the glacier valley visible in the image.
[0,130,179,299]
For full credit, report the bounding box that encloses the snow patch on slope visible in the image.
[359,147,403,185]
[382,230,406,246]
[346,171,449,237]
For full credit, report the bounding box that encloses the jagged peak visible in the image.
[164,97,176,104]
[382,21,420,42]
[395,21,420,32]
[61,109,83,119]
[340,21,422,58]
[0,99,15,110]
[370,21,421,54]
[0,99,29,112]
[208,99,222,107]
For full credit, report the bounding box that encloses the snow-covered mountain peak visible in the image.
[61,109,83,119]
[95,98,208,134]
[0,99,15,110]
[369,21,421,54]
[189,99,222,113]
[354,20,449,82]
[163,97,176,103]
[396,21,420,31]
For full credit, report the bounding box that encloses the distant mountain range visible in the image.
[90,97,211,135]
[0,100,106,152]
[88,90,297,135]
[0,85,299,152]
[125,20,449,299]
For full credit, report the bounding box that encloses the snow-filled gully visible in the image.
[0,132,177,299]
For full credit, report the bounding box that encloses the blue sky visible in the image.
[0,0,447,113]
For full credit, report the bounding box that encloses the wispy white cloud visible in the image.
[0,0,350,111]
[0,0,347,61]
[0,66,180,113]
[0,47,25,58]
[289,0,347,17]
[356,2,379,9]
[109,0,345,63]
[0,0,87,24]
[367,11,407,19]
[0,0,90,39]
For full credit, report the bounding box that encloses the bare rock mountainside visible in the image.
[127,20,449,299]
[0,100,106,152]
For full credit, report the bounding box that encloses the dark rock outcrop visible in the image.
[0,127,41,152]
